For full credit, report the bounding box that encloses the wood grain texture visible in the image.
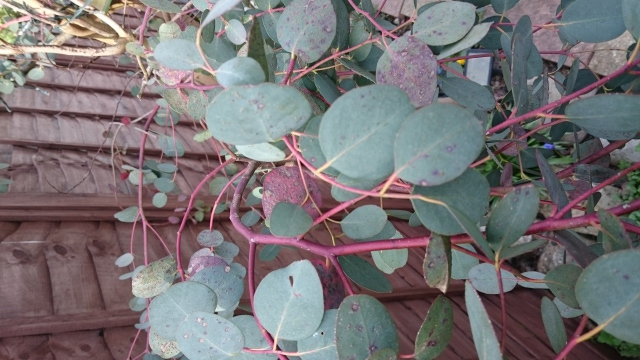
[49,330,115,359]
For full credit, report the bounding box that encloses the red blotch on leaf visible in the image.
[262,166,322,219]
[310,259,346,310]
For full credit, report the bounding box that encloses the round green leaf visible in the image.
[276,0,336,63]
[566,94,640,140]
[141,0,181,12]
[439,77,496,111]
[149,329,180,358]
[491,0,519,13]
[412,1,476,46]
[341,205,387,240]
[241,210,261,227]
[623,0,640,40]
[297,309,338,360]
[319,85,414,180]
[202,37,236,69]
[209,177,229,195]
[545,264,582,309]
[154,39,205,70]
[187,91,209,120]
[26,67,45,80]
[132,256,177,298]
[517,271,549,289]
[541,296,567,354]
[226,19,247,45]
[559,0,626,43]
[197,229,225,247]
[270,202,313,237]
[154,178,175,193]
[115,253,134,267]
[373,248,408,274]
[177,311,244,359]
[216,57,266,87]
[394,103,484,186]
[414,296,453,360]
[191,264,244,311]
[157,163,178,173]
[206,83,312,145]
[158,135,185,157]
[553,297,584,319]
[331,174,382,202]
[575,249,640,344]
[467,263,517,295]
[230,315,276,359]
[436,23,492,60]
[114,206,139,223]
[148,282,217,340]
[236,143,286,162]
[338,255,392,293]
[411,169,489,235]
[213,241,240,263]
[0,79,14,95]
[376,35,438,108]
[254,260,325,341]
[349,19,372,61]
[152,192,168,208]
[335,295,399,359]
[259,244,281,262]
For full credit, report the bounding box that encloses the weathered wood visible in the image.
[0,310,138,338]
[0,138,212,160]
[87,222,133,311]
[49,330,116,359]
[43,222,106,315]
[0,335,54,360]
[0,222,55,318]
[103,326,146,360]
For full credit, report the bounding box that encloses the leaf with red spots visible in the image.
[262,166,322,220]
[423,233,451,293]
[394,103,484,187]
[376,35,438,108]
[336,295,399,359]
[276,0,336,63]
[310,258,346,310]
[414,296,453,360]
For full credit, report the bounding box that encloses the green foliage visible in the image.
[96,0,640,357]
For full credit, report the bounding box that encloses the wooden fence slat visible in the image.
[0,310,139,338]
[0,335,54,360]
[103,326,146,360]
[0,222,55,319]
[87,222,133,311]
[49,330,115,360]
[44,222,106,315]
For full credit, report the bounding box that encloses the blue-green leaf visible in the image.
[216,57,266,87]
[413,1,476,46]
[177,312,244,359]
[338,255,392,293]
[206,83,312,145]
[559,0,626,43]
[270,202,313,237]
[376,35,438,108]
[148,282,217,340]
[276,0,336,63]
[319,85,414,180]
[541,296,567,354]
[254,260,325,341]
[336,295,399,359]
[394,103,485,186]
[154,39,204,70]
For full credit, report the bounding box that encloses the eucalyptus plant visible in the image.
[29,0,639,358]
